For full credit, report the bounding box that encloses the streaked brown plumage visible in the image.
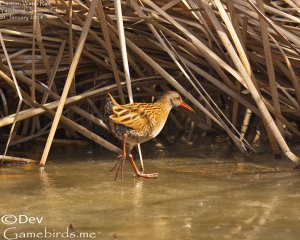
[105,91,194,180]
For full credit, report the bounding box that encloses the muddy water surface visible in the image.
[1,142,300,240]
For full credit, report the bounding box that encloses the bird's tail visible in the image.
[104,94,115,126]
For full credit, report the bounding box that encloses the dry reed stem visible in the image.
[0,31,24,161]
[0,0,299,165]
[0,155,37,163]
[0,69,121,154]
[40,0,99,165]
[256,0,284,137]
[96,0,125,104]
[203,0,299,162]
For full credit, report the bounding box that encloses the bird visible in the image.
[104,91,194,180]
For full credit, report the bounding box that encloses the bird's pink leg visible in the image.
[128,154,158,179]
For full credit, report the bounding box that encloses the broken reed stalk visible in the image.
[0,70,121,154]
[0,0,299,165]
[0,155,37,164]
[0,32,24,162]
[40,0,99,166]
[41,40,66,104]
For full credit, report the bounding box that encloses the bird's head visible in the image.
[165,91,194,112]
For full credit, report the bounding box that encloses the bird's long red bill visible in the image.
[179,102,194,112]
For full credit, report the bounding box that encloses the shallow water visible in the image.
[1,142,300,240]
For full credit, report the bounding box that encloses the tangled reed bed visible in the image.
[0,0,299,165]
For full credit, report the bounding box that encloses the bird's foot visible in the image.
[110,154,126,181]
[128,154,158,179]
[109,155,123,173]
[135,172,159,179]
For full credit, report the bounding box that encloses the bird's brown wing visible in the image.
[109,95,154,131]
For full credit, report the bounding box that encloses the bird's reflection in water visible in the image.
[133,180,143,209]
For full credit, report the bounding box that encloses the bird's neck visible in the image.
[156,96,173,112]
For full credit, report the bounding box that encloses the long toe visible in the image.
[136,172,159,178]
[113,155,126,181]
[110,155,124,173]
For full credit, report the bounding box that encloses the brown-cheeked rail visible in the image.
[105,91,194,180]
